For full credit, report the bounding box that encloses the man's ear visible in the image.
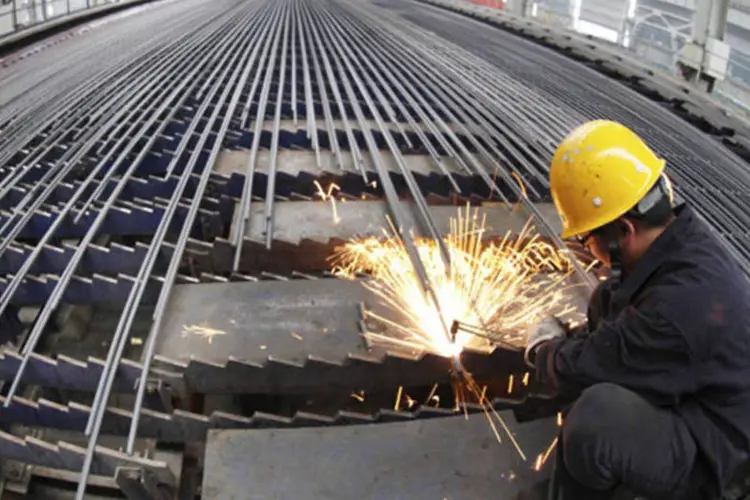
[617,218,637,242]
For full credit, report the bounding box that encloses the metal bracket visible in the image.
[143,378,174,414]
[115,467,171,500]
[0,460,30,495]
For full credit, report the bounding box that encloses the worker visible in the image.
[524,120,750,500]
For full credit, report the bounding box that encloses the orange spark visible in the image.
[405,394,417,408]
[426,383,439,404]
[534,436,559,471]
[394,386,403,411]
[313,180,341,224]
[331,205,584,357]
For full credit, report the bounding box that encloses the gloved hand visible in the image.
[524,316,567,368]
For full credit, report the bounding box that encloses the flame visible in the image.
[331,205,582,357]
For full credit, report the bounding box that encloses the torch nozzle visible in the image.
[450,320,460,343]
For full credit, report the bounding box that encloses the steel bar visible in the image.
[2,2,255,407]
[0,41,213,340]
[300,0,452,332]
[127,2,283,455]
[76,5,267,496]
[263,1,292,249]
[233,2,285,269]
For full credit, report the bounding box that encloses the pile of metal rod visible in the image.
[0,0,749,496]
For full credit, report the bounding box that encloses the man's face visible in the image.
[576,219,639,269]
[578,232,611,267]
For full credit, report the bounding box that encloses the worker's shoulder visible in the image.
[646,240,750,329]
[659,213,747,288]
[672,239,748,292]
[652,249,749,304]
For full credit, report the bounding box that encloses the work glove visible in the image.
[524,316,567,368]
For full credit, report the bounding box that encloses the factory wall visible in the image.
[578,0,627,34]
[0,2,13,35]
[627,0,750,111]
[529,0,627,38]
[0,0,118,37]
[533,0,573,27]
[524,0,750,110]
[630,0,692,71]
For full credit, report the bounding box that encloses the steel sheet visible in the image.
[202,412,555,500]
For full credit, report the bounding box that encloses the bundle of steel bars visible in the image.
[1,0,749,497]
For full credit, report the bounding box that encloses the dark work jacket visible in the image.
[536,205,750,498]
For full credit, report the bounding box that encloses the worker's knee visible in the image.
[562,383,640,489]
[566,383,636,433]
[568,383,638,429]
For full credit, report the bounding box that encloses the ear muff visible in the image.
[600,224,623,285]
[626,175,674,227]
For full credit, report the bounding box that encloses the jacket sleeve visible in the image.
[535,285,696,400]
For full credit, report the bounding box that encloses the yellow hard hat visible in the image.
[550,120,666,239]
